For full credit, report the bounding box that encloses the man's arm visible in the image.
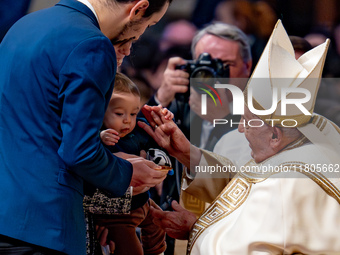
[58,37,167,197]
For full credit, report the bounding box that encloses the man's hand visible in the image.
[100,129,120,146]
[113,151,168,195]
[156,57,190,107]
[150,200,197,240]
[127,156,168,195]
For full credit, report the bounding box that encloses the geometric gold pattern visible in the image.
[187,175,252,254]
[181,192,206,217]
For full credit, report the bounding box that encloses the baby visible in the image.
[86,72,173,255]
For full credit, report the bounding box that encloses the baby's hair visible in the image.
[113,72,140,98]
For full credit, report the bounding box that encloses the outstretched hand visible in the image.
[138,105,191,165]
[150,200,197,240]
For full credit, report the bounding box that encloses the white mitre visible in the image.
[245,20,340,165]
[244,19,329,127]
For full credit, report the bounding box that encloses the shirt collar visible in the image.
[77,0,98,20]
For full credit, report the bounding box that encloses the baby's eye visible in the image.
[131,113,137,116]
[115,112,123,116]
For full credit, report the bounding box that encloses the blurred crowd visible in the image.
[2,1,340,109]
[116,0,340,109]
[118,0,340,131]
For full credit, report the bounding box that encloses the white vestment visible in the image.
[185,138,340,254]
[182,20,340,254]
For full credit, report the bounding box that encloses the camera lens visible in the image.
[191,67,216,94]
[191,66,215,79]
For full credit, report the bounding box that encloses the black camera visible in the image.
[175,52,229,80]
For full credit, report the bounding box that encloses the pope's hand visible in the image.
[150,200,197,240]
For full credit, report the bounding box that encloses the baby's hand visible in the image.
[100,129,120,146]
[161,107,174,122]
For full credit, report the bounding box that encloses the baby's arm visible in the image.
[100,128,120,146]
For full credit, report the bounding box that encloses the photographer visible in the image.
[150,22,252,150]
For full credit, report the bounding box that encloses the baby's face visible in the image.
[103,92,140,138]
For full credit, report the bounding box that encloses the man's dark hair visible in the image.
[115,0,172,18]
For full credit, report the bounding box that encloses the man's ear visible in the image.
[129,0,149,21]
[244,59,253,77]
[270,126,283,149]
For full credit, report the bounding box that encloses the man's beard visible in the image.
[111,19,144,45]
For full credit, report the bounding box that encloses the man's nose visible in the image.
[238,117,245,133]
[120,41,132,56]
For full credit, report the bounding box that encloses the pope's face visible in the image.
[238,106,274,163]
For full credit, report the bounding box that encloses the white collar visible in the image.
[77,0,98,20]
